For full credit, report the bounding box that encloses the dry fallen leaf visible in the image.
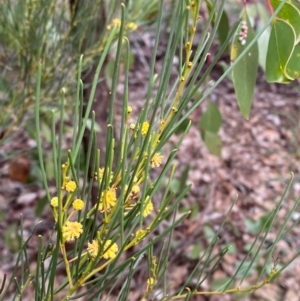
[8,155,30,183]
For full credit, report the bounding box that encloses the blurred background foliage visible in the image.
[0,0,171,141]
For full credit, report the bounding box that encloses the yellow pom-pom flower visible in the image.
[107,18,121,30]
[62,221,83,242]
[87,240,99,258]
[143,197,154,217]
[72,199,84,211]
[150,153,163,168]
[127,105,132,122]
[112,18,121,27]
[141,122,149,136]
[128,184,140,201]
[87,239,118,260]
[50,197,58,207]
[147,277,155,286]
[126,22,137,31]
[65,181,77,192]
[96,167,114,183]
[132,185,140,194]
[136,229,147,240]
[99,188,117,212]
[103,240,118,259]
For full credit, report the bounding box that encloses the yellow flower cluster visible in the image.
[72,199,84,211]
[106,19,137,31]
[95,167,114,184]
[127,105,132,122]
[141,122,150,136]
[87,239,118,260]
[50,197,58,207]
[143,198,154,217]
[150,153,163,168]
[99,188,117,212]
[66,180,77,192]
[147,277,154,286]
[102,240,118,259]
[62,221,83,242]
[128,184,140,201]
[107,18,121,30]
[87,240,98,258]
[136,229,147,240]
[126,22,137,31]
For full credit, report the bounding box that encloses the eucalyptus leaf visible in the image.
[218,9,230,51]
[289,0,300,11]
[285,42,300,79]
[270,0,300,42]
[199,102,222,134]
[231,10,259,119]
[266,19,295,83]
[202,130,222,157]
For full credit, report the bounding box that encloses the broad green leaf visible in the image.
[199,102,222,133]
[285,42,300,79]
[203,225,215,243]
[218,9,230,50]
[190,202,200,219]
[256,3,271,70]
[231,10,259,119]
[189,243,203,259]
[203,130,222,157]
[205,0,229,50]
[205,0,216,23]
[218,61,233,81]
[258,28,271,71]
[289,0,300,11]
[245,218,262,233]
[270,0,300,42]
[266,19,295,83]
[245,212,273,234]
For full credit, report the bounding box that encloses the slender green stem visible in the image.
[60,244,73,288]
